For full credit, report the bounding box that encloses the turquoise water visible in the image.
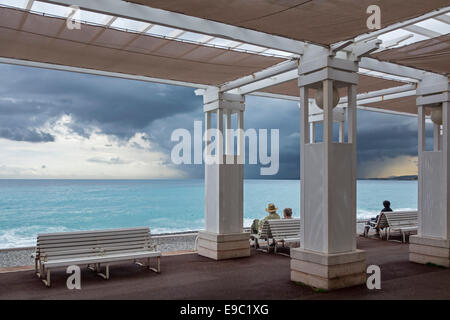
[0,179,417,248]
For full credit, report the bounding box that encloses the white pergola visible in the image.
[1,0,449,290]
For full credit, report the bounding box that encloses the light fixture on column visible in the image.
[430,104,443,125]
[314,85,341,109]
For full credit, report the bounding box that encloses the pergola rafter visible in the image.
[42,0,312,54]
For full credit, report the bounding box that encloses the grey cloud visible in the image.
[0,127,55,142]
[86,157,130,165]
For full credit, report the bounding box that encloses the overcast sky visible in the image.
[0,63,432,179]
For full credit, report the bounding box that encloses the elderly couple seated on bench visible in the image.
[32,227,161,287]
[363,200,418,243]
[250,203,300,254]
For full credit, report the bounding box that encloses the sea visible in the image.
[0,179,417,248]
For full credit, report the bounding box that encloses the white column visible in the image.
[299,86,308,248]
[291,53,365,291]
[444,100,450,241]
[338,121,345,143]
[310,122,316,144]
[225,109,232,155]
[434,123,441,151]
[410,75,450,268]
[198,90,249,260]
[348,84,358,250]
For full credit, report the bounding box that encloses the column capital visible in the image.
[416,75,450,107]
[201,88,245,113]
[298,55,358,89]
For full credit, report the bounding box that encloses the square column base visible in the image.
[197,231,250,260]
[290,248,366,291]
[409,235,450,268]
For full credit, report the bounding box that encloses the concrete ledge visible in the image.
[197,231,250,260]
[290,258,366,279]
[409,253,450,268]
[409,236,450,268]
[290,248,365,266]
[290,248,366,290]
[410,235,450,248]
[198,246,250,260]
[291,270,366,291]
[197,238,249,251]
[410,244,450,258]
[198,231,250,242]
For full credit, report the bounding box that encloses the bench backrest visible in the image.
[377,214,389,229]
[384,211,418,228]
[260,221,272,239]
[36,227,154,261]
[265,219,300,240]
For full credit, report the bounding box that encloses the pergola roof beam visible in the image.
[220,59,299,93]
[434,14,450,24]
[249,90,418,118]
[402,25,442,38]
[374,34,414,53]
[356,105,418,118]
[359,57,426,80]
[0,57,211,89]
[351,6,450,44]
[230,70,298,95]
[338,84,417,104]
[43,0,311,54]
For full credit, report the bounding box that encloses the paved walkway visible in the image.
[0,237,448,300]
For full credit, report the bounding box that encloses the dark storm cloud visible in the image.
[0,64,425,179]
[0,127,55,142]
[0,64,200,142]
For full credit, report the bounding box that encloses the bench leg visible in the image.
[42,269,50,287]
[35,259,42,278]
[96,264,110,280]
[39,262,45,279]
[148,256,160,273]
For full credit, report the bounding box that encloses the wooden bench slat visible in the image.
[37,230,150,242]
[37,236,151,247]
[37,227,149,237]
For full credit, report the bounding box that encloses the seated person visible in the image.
[258,203,281,231]
[283,208,293,219]
[364,200,393,236]
[250,203,281,234]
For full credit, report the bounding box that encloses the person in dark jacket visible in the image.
[363,200,393,236]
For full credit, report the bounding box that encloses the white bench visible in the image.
[268,219,301,253]
[364,214,389,238]
[33,227,161,287]
[384,211,418,243]
[255,219,300,254]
